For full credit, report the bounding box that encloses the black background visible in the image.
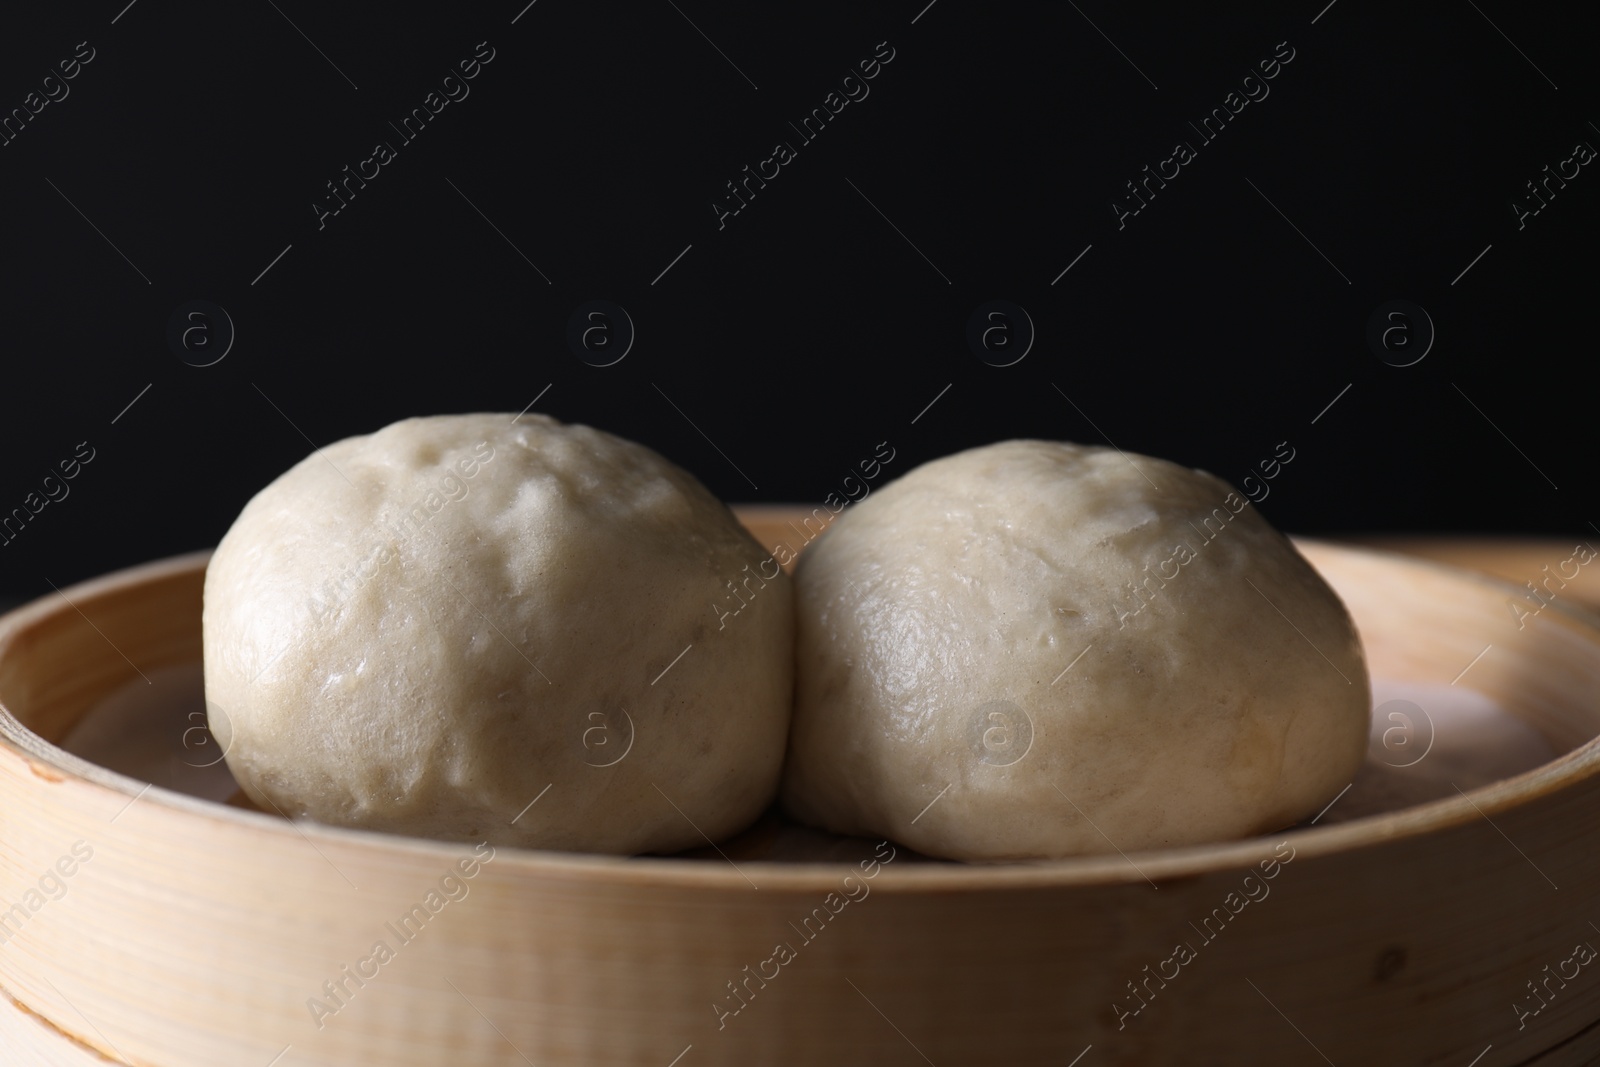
[0,0,1592,602]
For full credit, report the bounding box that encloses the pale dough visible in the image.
[204,414,793,854]
[780,440,1369,862]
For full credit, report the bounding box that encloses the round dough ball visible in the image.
[204,414,792,854]
[780,440,1369,862]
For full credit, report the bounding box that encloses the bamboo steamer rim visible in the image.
[2,537,1596,895]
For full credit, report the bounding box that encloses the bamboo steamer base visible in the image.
[3,511,1600,1066]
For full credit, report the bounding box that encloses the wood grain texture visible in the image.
[2,517,1599,1066]
[1352,535,1600,615]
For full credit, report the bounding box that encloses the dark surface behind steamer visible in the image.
[0,2,1593,602]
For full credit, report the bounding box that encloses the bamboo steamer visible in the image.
[1353,535,1600,614]
[2,511,1599,1066]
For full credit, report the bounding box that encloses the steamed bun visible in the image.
[204,413,793,853]
[780,440,1368,862]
